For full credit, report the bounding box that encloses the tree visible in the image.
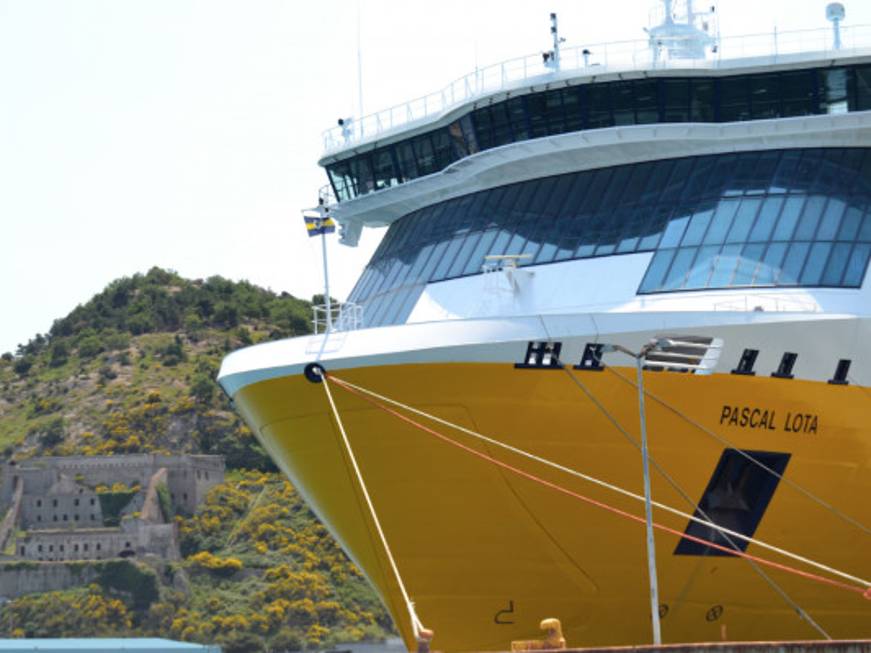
[13,356,33,375]
[78,335,103,359]
[190,374,215,404]
[49,341,69,367]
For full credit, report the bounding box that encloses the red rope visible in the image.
[327,374,871,600]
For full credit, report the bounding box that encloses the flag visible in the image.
[304,214,336,237]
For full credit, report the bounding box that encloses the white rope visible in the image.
[558,365,833,640]
[320,374,426,638]
[330,375,871,590]
[605,364,871,537]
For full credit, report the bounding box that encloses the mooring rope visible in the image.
[327,373,871,595]
[319,373,426,638]
[602,364,871,537]
[328,373,871,602]
[558,364,832,640]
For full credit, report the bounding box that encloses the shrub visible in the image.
[188,551,243,577]
[96,560,159,611]
[189,374,215,404]
[29,417,65,449]
[77,335,103,359]
[13,357,32,375]
[97,490,137,526]
[49,341,69,368]
[156,483,174,522]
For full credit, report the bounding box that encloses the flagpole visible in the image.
[321,226,332,332]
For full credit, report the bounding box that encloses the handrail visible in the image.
[312,301,364,334]
[321,24,871,156]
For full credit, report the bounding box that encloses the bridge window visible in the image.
[348,147,871,328]
[327,66,871,202]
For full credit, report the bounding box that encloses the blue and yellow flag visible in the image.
[305,215,336,237]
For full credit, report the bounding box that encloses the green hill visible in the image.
[0,268,393,653]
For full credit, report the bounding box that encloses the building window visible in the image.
[52,499,57,507]
[19,546,24,556]
[48,545,53,552]
[36,499,42,508]
[90,498,95,506]
[62,514,68,521]
[37,515,41,522]
[74,498,79,506]
[74,544,79,552]
[74,514,79,521]
[59,544,64,552]
[83,543,88,551]
[38,545,43,552]
[53,515,57,522]
[96,543,101,551]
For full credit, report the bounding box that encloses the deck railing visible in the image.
[322,24,871,155]
[312,301,364,334]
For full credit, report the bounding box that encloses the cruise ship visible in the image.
[218,4,871,651]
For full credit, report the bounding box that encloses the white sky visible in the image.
[2,0,871,354]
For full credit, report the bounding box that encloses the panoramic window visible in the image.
[326,64,871,201]
[348,147,871,327]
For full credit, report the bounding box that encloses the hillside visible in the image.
[0,268,393,652]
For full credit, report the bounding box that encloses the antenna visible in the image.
[827,3,846,50]
[357,0,364,117]
[543,12,565,71]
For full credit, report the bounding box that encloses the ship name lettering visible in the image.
[719,405,818,434]
[784,412,818,434]
[719,405,776,430]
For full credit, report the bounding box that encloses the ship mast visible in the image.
[646,0,718,63]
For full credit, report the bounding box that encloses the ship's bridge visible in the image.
[318,15,871,332]
[320,22,871,245]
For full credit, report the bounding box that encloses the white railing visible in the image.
[712,293,820,313]
[322,24,871,155]
[312,301,364,334]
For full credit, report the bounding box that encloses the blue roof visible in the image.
[0,639,220,652]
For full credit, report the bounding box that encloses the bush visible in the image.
[96,560,159,611]
[217,631,265,653]
[13,357,33,375]
[188,551,243,577]
[29,417,65,449]
[271,628,304,652]
[159,335,186,367]
[189,374,215,404]
[97,490,137,526]
[77,335,103,359]
[156,483,174,522]
[49,341,69,368]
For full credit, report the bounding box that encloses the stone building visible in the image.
[0,453,224,518]
[18,519,178,562]
[0,453,224,563]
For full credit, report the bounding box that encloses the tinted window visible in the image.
[331,65,871,201]
[352,148,871,324]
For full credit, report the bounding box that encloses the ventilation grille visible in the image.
[644,335,724,375]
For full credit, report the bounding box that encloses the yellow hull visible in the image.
[233,363,871,652]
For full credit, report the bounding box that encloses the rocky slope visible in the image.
[0,267,392,653]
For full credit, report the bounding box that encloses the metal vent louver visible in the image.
[644,335,723,375]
